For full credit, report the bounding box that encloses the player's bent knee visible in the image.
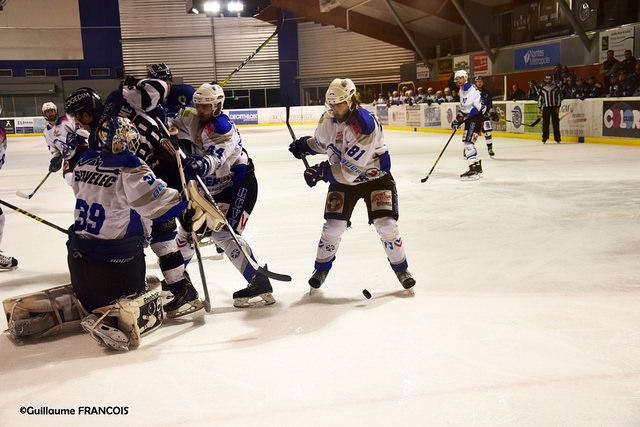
[321,219,348,241]
[373,217,399,241]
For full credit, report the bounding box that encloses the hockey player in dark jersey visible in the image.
[0,112,18,269]
[147,63,195,118]
[473,76,499,157]
[64,86,202,318]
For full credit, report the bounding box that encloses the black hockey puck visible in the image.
[362,289,372,299]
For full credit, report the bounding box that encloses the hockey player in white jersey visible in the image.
[41,101,86,185]
[288,78,415,290]
[451,70,488,180]
[64,87,202,317]
[169,83,275,307]
[0,110,18,269]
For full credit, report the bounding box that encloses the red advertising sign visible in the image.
[473,53,492,76]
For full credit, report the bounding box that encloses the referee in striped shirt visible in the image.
[538,74,562,143]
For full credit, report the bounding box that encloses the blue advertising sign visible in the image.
[228,110,259,125]
[514,43,561,70]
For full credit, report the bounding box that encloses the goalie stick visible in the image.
[16,171,52,199]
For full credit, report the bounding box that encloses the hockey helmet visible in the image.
[64,88,103,118]
[454,70,468,81]
[147,63,173,81]
[42,102,58,121]
[325,78,357,108]
[97,116,140,154]
[193,83,225,113]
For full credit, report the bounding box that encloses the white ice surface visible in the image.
[0,128,639,426]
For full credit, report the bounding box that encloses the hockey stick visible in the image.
[174,150,212,313]
[16,171,52,199]
[504,117,542,127]
[156,120,292,282]
[420,128,457,183]
[285,101,310,169]
[0,199,68,234]
[218,12,284,87]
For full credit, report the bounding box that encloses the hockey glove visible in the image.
[451,113,466,130]
[304,161,329,188]
[49,155,63,173]
[184,155,210,180]
[288,136,314,159]
[178,205,197,233]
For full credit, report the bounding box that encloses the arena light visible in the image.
[190,6,200,14]
[227,1,244,12]
[203,1,221,14]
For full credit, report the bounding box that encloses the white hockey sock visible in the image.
[373,217,408,271]
[315,219,347,271]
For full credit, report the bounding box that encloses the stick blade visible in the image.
[16,191,31,199]
[420,177,429,183]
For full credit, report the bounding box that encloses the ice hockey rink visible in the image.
[1,126,639,426]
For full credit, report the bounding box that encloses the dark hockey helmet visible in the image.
[97,116,140,154]
[64,87,102,118]
[147,63,173,81]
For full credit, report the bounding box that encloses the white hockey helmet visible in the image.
[42,102,57,114]
[454,69,468,81]
[193,83,225,113]
[325,78,357,108]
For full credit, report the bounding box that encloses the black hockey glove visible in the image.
[288,136,314,159]
[451,112,466,130]
[178,205,197,233]
[184,155,210,180]
[49,155,63,172]
[304,161,329,188]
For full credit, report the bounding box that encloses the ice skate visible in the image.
[395,270,416,290]
[0,252,18,270]
[487,144,495,157]
[81,314,130,351]
[308,269,329,290]
[163,276,204,318]
[233,272,275,308]
[460,160,482,181]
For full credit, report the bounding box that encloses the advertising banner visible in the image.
[406,105,422,127]
[228,110,259,125]
[15,118,34,134]
[416,62,430,80]
[559,99,587,136]
[523,102,543,134]
[492,102,507,132]
[423,105,441,127]
[440,103,460,129]
[599,26,634,62]
[388,105,407,127]
[453,55,470,74]
[473,53,492,77]
[438,58,453,79]
[1,118,15,134]
[602,100,640,138]
[506,102,524,133]
[376,105,389,125]
[514,42,561,70]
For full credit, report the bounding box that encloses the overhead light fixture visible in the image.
[227,1,244,13]
[190,7,199,14]
[203,1,221,14]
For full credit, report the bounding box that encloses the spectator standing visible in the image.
[527,80,539,101]
[562,75,576,99]
[600,50,619,91]
[538,74,562,144]
[619,49,637,75]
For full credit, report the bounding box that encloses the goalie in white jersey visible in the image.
[288,78,415,290]
[41,102,86,186]
[451,69,488,180]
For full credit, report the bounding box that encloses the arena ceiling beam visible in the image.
[390,0,464,26]
[269,0,415,50]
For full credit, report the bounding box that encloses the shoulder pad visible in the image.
[208,114,232,135]
[351,107,376,136]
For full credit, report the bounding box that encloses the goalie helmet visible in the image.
[146,63,173,81]
[97,116,140,154]
[325,78,357,108]
[193,83,225,113]
[454,69,468,81]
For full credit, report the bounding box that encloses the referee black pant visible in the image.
[542,106,561,142]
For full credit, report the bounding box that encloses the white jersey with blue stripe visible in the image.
[72,149,185,241]
[307,107,390,185]
[43,116,79,160]
[169,108,249,195]
[458,82,483,118]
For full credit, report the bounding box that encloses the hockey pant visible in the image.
[314,217,408,273]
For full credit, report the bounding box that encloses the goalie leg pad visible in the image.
[3,285,87,340]
[82,281,163,351]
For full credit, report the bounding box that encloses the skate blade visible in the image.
[165,299,205,318]
[233,293,276,308]
[460,175,480,181]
